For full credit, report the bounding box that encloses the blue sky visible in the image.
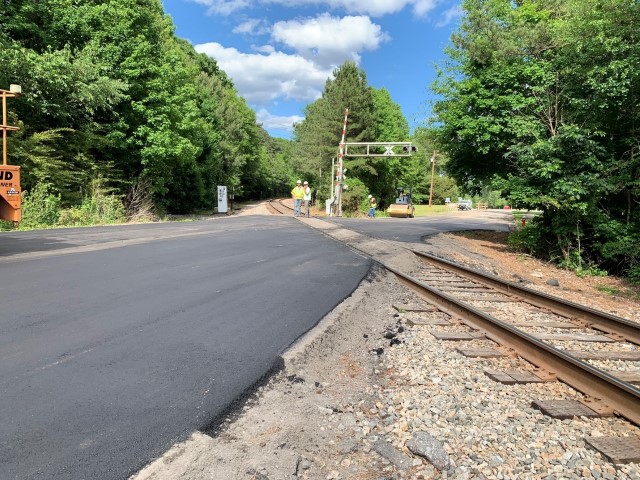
[161,0,463,139]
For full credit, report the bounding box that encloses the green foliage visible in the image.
[628,267,640,286]
[595,285,621,296]
[58,179,126,226]
[20,183,61,229]
[472,184,508,209]
[292,61,376,200]
[371,88,409,142]
[353,87,410,206]
[394,127,462,207]
[340,177,368,216]
[0,220,13,231]
[506,222,550,258]
[434,0,640,280]
[575,265,609,279]
[1,0,275,219]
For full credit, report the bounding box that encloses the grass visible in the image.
[413,204,452,216]
[595,285,621,296]
[594,283,640,301]
[511,210,542,221]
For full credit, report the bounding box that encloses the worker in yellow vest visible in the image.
[291,180,305,216]
[367,194,377,218]
[303,180,312,217]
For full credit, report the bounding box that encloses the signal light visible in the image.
[402,145,418,153]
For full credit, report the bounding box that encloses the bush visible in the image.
[58,178,126,226]
[81,191,125,224]
[20,183,61,229]
[506,222,549,257]
[340,178,368,216]
[0,220,15,231]
[57,207,90,226]
[125,178,158,223]
[627,266,640,285]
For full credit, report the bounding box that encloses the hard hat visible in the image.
[296,180,302,184]
[303,181,308,185]
[368,194,372,198]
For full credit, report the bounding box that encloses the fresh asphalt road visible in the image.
[328,209,513,243]
[0,216,371,480]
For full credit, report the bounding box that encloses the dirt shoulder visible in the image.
[132,208,640,480]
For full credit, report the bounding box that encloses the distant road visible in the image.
[0,216,371,479]
[328,209,513,243]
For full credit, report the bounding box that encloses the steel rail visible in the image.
[267,199,293,215]
[278,199,294,213]
[385,264,640,426]
[412,250,640,345]
[290,216,640,424]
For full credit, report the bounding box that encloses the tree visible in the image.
[0,0,273,216]
[291,64,417,211]
[361,88,410,207]
[433,0,640,278]
[371,88,409,141]
[292,61,375,202]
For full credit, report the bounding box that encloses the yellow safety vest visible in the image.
[291,186,305,199]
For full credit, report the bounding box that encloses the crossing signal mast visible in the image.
[333,109,349,217]
[330,109,417,217]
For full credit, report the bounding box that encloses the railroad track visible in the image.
[260,206,640,460]
[392,251,640,428]
[267,199,294,215]
[267,206,640,431]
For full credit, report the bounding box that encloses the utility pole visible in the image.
[319,167,322,207]
[429,150,436,207]
[330,157,335,214]
[335,109,348,217]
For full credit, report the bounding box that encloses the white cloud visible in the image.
[436,4,462,27]
[271,14,388,68]
[412,0,438,17]
[271,0,408,16]
[195,13,387,105]
[188,0,441,17]
[189,2,443,135]
[195,42,331,103]
[233,18,270,35]
[252,44,275,54]
[188,0,251,15]
[255,108,304,132]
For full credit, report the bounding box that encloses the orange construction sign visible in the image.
[0,165,21,222]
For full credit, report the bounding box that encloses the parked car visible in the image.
[458,199,472,211]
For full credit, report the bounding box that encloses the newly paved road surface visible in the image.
[0,216,371,479]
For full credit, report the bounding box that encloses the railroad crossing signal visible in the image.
[332,108,417,217]
[342,142,417,157]
[402,145,418,154]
